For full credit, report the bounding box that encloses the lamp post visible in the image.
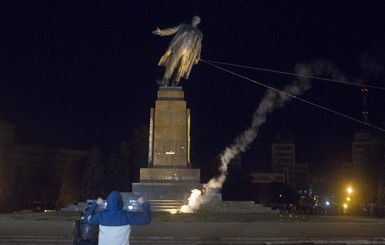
[346,186,353,215]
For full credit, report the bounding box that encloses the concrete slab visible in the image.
[1,213,385,244]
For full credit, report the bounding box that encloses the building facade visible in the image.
[0,120,88,211]
[272,135,296,188]
[352,130,372,170]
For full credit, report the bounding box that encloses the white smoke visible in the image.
[180,60,344,213]
[310,59,348,83]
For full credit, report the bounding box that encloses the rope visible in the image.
[200,59,385,133]
[201,59,385,90]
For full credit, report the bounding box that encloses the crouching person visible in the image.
[73,218,99,245]
[84,191,151,245]
[73,202,99,245]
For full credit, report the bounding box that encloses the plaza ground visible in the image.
[1,211,385,244]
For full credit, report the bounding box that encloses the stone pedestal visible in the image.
[148,86,190,168]
[132,86,203,208]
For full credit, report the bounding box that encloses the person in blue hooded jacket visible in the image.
[84,191,151,245]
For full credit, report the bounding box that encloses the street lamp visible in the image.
[346,197,351,202]
[347,187,353,195]
[344,186,354,215]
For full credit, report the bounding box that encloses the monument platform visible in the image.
[61,86,276,213]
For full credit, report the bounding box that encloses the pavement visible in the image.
[1,213,385,244]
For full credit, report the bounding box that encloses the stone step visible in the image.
[61,199,276,213]
[61,192,275,213]
[1,235,385,244]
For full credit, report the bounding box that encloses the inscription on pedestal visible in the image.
[140,168,200,183]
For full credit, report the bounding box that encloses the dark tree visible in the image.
[252,181,299,206]
[222,162,252,201]
[106,141,131,193]
[82,146,106,199]
[57,155,88,208]
[128,125,149,182]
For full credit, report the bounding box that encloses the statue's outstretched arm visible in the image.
[152,25,179,36]
[152,28,162,35]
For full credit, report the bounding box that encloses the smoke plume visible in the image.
[180,60,345,213]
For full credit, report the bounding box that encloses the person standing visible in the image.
[84,191,151,245]
[153,16,203,86]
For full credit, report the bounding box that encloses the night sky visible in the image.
[1,1,385,174]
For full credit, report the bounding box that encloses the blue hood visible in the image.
[106,191,123,210]
[85,191,151,226]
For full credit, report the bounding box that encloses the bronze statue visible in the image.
[153,16,203,86]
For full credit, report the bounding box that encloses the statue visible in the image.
[153,16,203,86]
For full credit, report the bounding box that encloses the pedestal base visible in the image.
[132,182,203,200]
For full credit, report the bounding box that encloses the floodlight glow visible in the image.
[165,151,175,155]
